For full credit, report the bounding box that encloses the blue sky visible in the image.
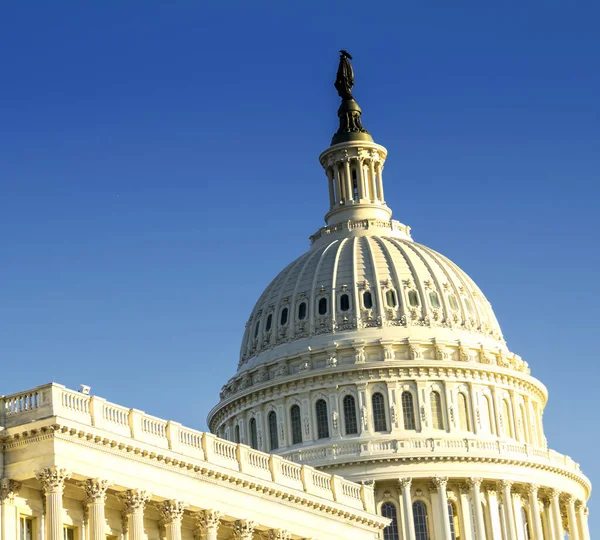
[1,1,598,530]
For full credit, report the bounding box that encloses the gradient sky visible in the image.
[1,2,598,533]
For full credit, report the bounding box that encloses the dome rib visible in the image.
[309,240,338,336]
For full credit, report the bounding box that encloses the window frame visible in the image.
[371,392,388,432]
[267,410,279,450]
[315,398,330,439]
[401,390,416,431]
[290,404,302,445]
[342,394,358,435]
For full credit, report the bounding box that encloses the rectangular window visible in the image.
[63,527,75,540]
[20,517,34,540]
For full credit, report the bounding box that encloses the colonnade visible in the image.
[384,477,590,540]
[324,154,384,207]
[0,467,294,540]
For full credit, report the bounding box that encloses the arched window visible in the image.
[318,297,327,315]
[265,313,272,332]
[343,395,358,435]
[290,404,302,445]
[249,418,258,450]
[458,393,471,432]
[340,294,350,311]
[280,307,288,326]
[381,502,399,540]
[519,403,528,443]
[363,291,373,309]
[372,392,388,432]
[268,411,279,450]
[386,290,397,308]
[401,391,416,430]
[315,399,330,439]
[298,302,307,320]
[408,290,420,307]
[234,424,240,444]
[521,507,531,540]
[254,320,260,338]
[502,399,514,438]
[431,391,444,430]
[429,291,441,308]
[413,501,430,540]
[447,502,457,540]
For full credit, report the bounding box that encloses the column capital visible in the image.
[0,478,21,504]
[563,493,576,505]
[79,478,109,504]
[397,477,412,490]
[432,476,449,490]
[486,488,497,498]
[468,477,483,489]
[159,500,186,524]
[119,489,151,514]
[194,509,222,535]
[458,484,470,496]
[575,500,585,511]
[232,520,256,540]
[548,488,561,499]
[36,466,71,494]
[498,480,513,492]
[268,530,291,540]
[526,483,539,496]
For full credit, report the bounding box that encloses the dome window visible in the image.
[280,307,289,326]
[318,297,328,315]
[265,314,272,332]
[298,302,307,320]
[464,298,473,314]
[429,291,441,309]
[386,290,397,308]
[254,320,260,338]
[340,294,350,312]
[448,294,459,311]
[408,290,420,307]
[363,291,373,309]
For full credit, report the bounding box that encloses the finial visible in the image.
[331,51,372,145]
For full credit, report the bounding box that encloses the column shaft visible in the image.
[88,503,106,540]
[434,479,452,540]
[399,479,415,540]
[368,160,376,200]
[376,163,384,201]
[501,482,517,540]
[343,160,352,202]
[356,160,365,200]
[326,168,335,207]
[550,492,563,540]
[486,490,503,540]
[566,498,580,540]
[36,468,70,540]
[577,505,590,540]
[527,486,543,540]
[469,479,487,540]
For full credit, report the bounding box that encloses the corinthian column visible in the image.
[499,481,516,540]
[548,489,563,540]
[120,490,151,540]
[468,478,487,540]
[267,530,291,540]
[565,495,580,540]
[576,503,590,540]
[398,478,415,540]
[526,484,543,540]
[432,477,452,540]
[36,467,71,540]
[159,500,186,540]
[194,509,222,540]
[232,520,256,540]
[1,478,22,540]
[80,479,109,540]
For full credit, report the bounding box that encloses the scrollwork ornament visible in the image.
[79,478,109,504]
[159,500,186,524]
[232,520,256,540]
[36,467,71,494]
[0,478,21,504]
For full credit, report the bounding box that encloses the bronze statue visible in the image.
[334,50,354,101]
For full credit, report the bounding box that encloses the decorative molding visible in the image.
[79,478,109,504]
[194,509,222,533]
[233,520,256,540]
[119,489,151,514]
[36,466,71,494]
[0,478,21,503]
[159,500,186,523]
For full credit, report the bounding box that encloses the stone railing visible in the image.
[283,436,589,486]
[0,383,374,513]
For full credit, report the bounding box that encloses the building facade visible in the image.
[208,54,591,540]
[0,383,387,540]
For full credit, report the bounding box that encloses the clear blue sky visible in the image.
[1,1,598,531]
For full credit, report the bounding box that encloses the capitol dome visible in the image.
[209,52,590,540]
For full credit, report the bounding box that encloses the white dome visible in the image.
[239,221,505,373]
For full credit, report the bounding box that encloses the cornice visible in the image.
[0,421,386,531]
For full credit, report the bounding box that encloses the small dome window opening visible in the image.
[298,302,307,320]
[408,290,419,307]
[429,291,441,308]
[363,291,373,309]
[464,298,474,314]
[265,314,272,332]
[318,297,327,315]
[280,307,289,326]
[386,290,397,308]
[254,320,260,338]
[340,294,350,311]
[448,294,459,310]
